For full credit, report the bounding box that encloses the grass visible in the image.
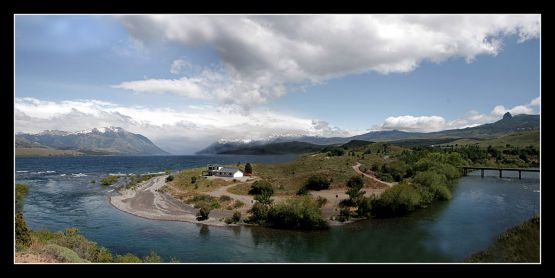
[15,148,84,156]
[465,216,539,262]
[169,166,235,193]
[100,175,119,186]
[252,151,392,196]
[441,130,539,150]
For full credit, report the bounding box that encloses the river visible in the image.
[15,155,540,262]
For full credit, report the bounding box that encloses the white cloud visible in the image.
[491,105,533,117]
[170,58,192,75]
[379,96,540,132]
[14,97,355,154]
[114,14,540,109]
[530,96,541,106]
[381,115,446,132]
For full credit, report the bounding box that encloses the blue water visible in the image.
[15,156,540,262]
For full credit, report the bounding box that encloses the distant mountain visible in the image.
[197,113,539,154]
[219,141,329,155]
[16,127,169,155]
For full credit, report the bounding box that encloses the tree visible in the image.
[143,250,162,263]
[255,191,273,205]
[304,175,331,191]
[248,180,273,196]
[191,176,197,184]
[244,163,253,174]
[346,176,365,200]
[165,175,174,182]
[196,204,211,221]
[15,212,31,250]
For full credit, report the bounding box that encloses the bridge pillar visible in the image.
[519,170,522,180]
[481,169,484,178]
[499,169,502,178]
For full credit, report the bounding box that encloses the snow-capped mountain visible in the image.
[16,127,169,155]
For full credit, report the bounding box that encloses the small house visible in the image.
[215,167,244,178]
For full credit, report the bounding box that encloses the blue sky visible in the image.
[15,15,541,154]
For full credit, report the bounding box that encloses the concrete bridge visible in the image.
[460,166,540,179]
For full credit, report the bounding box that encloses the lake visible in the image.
[15,155,540,262]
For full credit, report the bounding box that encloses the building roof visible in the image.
[218,167,242,173]
[207,164,221,167]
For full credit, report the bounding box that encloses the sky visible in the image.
[14,15,541,154]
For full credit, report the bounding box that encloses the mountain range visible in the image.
[16,126,169,155]
[197,113,539,154]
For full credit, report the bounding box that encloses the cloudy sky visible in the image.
[15,15,541,154]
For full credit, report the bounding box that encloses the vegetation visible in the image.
[16,212,32,251]
[225,211,242,224]
[100,175,119,186]
[16,183,29,211]
[125,174,163,189]
[326,147,345,157]
[266,196,328,230]
[248,180,274,195]
[196,203,212,221]
[244,163,253,174]
[165,175,174,182]
[465,216,539,262]
[304,175,331,191]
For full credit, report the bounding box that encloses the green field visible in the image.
[439,130,539,149]
[15,148,84,156]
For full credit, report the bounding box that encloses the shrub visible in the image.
[356,196,373,217]
[219,195,232,202]
[266,196,328,230]
[15,183,29,203]
[190,194,220,209]
[336,207,353,222]
[96,247,113,263]
[100,175,118,186]
[191,176,197,184]
[165,175,174,182]
[346,176,364,200]
[304,175,331,191]
[114,253,142,263]
[143,250,162,263]
[15,212,31,251]
[371,184,422,217]
[296,185,308,195]
[254,192,273,205]
[413,171,447,188]
[196,204,211,221]
[233,200,244,208]
[43,244,90,263]
[248,180,273,196]
[232,211,241,222]
[48,228,100,262]
[247,202,269,225]
[316,196,328,208]
[328,148,345,156]
[244,163,253,174]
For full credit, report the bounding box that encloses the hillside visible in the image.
[16,127,169,156]
[219,141,329,155]
[197,113,539,154]
[439,130,539,149]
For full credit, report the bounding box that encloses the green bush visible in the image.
[143,250,162,263]
[371,184,422,217]
[266,196,328,230]
[43,244,90,263]
[336,207,353,222]
[356,196,373,217]
[296,185,309,195]
[304,175,331,191]
[191,176,197,184]
[100,175,119,186]
[48,228,100,262]
[413,171,447,188]
[346,176,364,200]
[196,204,211,221]
[219,195,232,202]
[16,184,29,212]
[248,180,274,195]
[247,202,270,225]
[15,212,31,251]
[96,247,113,263]
[232,211,241,222]
[327,148,345,156]
[254,192,273,205]
[114,253,142,263]
[165,175,174,182]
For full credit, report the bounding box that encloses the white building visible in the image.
[203,164,243,178]
[215,167,244,178]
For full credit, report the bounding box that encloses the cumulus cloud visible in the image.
[14,97,355,154]
[379,96,540,132]
[170,58,192,75]
[114,14,540,108]
[381,115,446,132]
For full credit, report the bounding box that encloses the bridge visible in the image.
[459,166,540,179]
